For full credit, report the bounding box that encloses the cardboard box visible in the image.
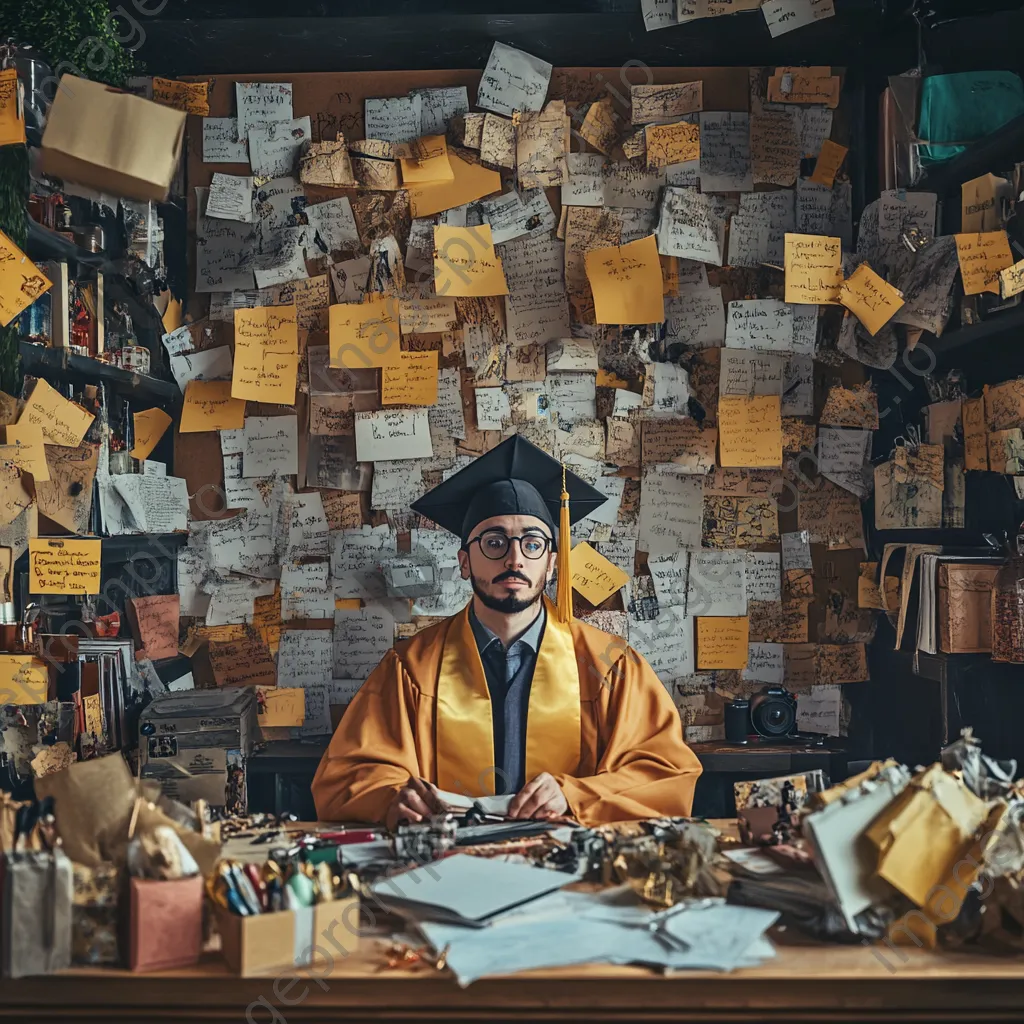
[128,876,203,972]
[938,563,1000,654]
[216,897,360,977]
[40,76,186,202]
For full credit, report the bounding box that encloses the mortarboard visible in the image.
[410,435,608,623]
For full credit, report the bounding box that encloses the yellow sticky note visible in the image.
[407,152,502,217]
[570,542,630,606]
[809,139,848,187]
[180,380,246,433]
[434,224,509,297]
[5,422,49,481]
[258,686,306,728]
[382,351,439,406]
[784,233,842,305]
[232,304,300,404]
[697,617,750,670]
[84,692,103,737]
[152,77,210,115]
[956,230,1014,296]
[1001,258,1024,299]
[161,295,183,334]
[0,227,51,328]
[585,235,665,325]
[131,407,173,460]
[20,378,94,447]
[335,598,362,610]
[399,136,454,184]
[0,68,25,147]
[719,395,783,468]
[0,655,48,706]
[329,295,402,369]
[645,121,700,170]
[839,263,905,336]
[29,537,102,595]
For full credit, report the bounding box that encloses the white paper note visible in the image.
[355,409,433,462]
[687,550,747,616]
[638,465,704,554]
[203,117,248,163]
[364,94,423,144]
[243,416,299,477]
[477,41,552,117]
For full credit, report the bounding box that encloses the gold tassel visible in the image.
[556,464,573,625]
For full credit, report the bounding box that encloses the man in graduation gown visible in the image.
[312,435,702,828]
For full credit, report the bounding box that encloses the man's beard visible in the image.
[471,572,544,614]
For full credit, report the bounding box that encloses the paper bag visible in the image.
[1,849,73,978]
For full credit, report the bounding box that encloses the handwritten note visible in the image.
[333,604,396,679]
[354,409,433,462]
[956,231,1014,296]
[784,232,842,305]
[382,351,438,406]
[638,464,704,554]
[767,66,840,108]
[762,0,835,36]
[131,407,173,461]
[688,550,747,617]
[696,616,749,670]
[231,304,299,404]
[570,542,629,606]
[35,442,96,533]
[29,538,101,595]
[750,110,800,187]
[243,416,298,477]
[646,121,700,170]
[0,655,48,706]
[329,295,401,369]
[699,112,753,192]
[153,77,210,115]
[655,187,728,265]
[725,299,794,352]
[631,82,703,123]
[840,263,905,335]
[0,68,25,147]
[235,82,293,141]
[127,594,180,662]
[629,606,694,679]
[202,116,248,163]
[180,380,246,432]
[718,395,783,468]
[809,138,847,187]
[20,378,93,447]
[4,422,48,481]
[963,396,989,471]
[434,224,508,297]
[477,41,552,117]
[584,235,664,325]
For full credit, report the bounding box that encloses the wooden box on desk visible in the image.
[215,896,360,977]
[937,563,1001,654]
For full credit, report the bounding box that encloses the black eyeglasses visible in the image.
[467,530,552,561]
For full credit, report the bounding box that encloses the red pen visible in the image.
[317,830,380,845]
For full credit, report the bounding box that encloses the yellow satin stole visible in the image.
[435,597,582,796]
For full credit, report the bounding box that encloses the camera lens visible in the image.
[751,694,796,737]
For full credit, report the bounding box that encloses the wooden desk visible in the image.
[5,938,1024,1023]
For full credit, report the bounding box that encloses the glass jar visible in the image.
[992,533,1024,663]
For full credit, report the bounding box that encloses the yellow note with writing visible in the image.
[258,686,306,728]
[0,227,51,328]
[232,304,300,404]
[696,617,750,670]
[784,233,842,305]
[29,537,101,595]
[645,121,700,170]
[585,235,665,325]
[152,77,210,115]
[4,422,49,481]
[399,136,455,184]
[0,68,25,147]
[718,395,783,468]
[407,152,502,217]
[20,378,94,447]
[839,263,905,335]
[84,692,103,737]
[570,542,630,607]
[329,295,402,369]
[0,655,48,706]
[956,230,1014,296]
[179,380,246,432]
[382,351,439,406]
[434,224,509,297]
[809,139,848,187]
[131,407,173,460]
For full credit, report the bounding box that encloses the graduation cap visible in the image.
[410,435,608,624]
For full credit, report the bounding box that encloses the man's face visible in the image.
[458,514,556,615]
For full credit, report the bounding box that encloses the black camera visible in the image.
[724,686,799,745]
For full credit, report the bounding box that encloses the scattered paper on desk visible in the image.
[697,616,749,670]
[957,230,1014,296]
[585,235,664,325]
[20,378,93,447]
[28,538,101,595]
[330,295,402,369]
[434,224,508,297]
[203,116,248,163]
[718,396,783,468]
[840,263,905,335]
[153,77,210,115]
[0,654,48,706]
[477,41,552,117]
[762,0,835,37]
[180,380,246,432]
[570,542,629,606]
[0,69,26,147]
[131,408,173,461]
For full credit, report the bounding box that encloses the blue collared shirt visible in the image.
[469,604,546,796]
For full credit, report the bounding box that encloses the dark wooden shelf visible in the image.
[909,306,1024,365]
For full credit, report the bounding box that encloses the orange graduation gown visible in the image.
[312,599,702,826]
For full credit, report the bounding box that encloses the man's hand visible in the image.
[508,772,569,820]
[385,778,442,830]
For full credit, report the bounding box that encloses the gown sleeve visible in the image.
[311,650,420,824]
[554,648,703,826]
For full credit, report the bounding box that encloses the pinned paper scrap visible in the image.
[406,151,502,217]
[718,395,783,468]
[767,66,840,108]
[258,686,305,728]
[956,230,1014,296]
[570,541,630,606]
[28,537,101,595]
[1000,258,1024,299]
[784,233,842,305]
[20,378,94,447]
[645,121,700,170]
[131,408,173,461]
[697,616,750,670]
[0,227,51,328]
[232,303,300,404]
[398,136,454,184]
[0,654,48,706]
[839,263,905,336]
[382,351,439,406]
[4,422,49,481]
[152,77,211,116]
[809,139,848,188]
[0,68,25,147]
[329,295,402,369]
[584,235,665,326]
[434,224,509,297]
[179,380,246,433]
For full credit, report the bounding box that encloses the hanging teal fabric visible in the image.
[918,72,1024,166]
